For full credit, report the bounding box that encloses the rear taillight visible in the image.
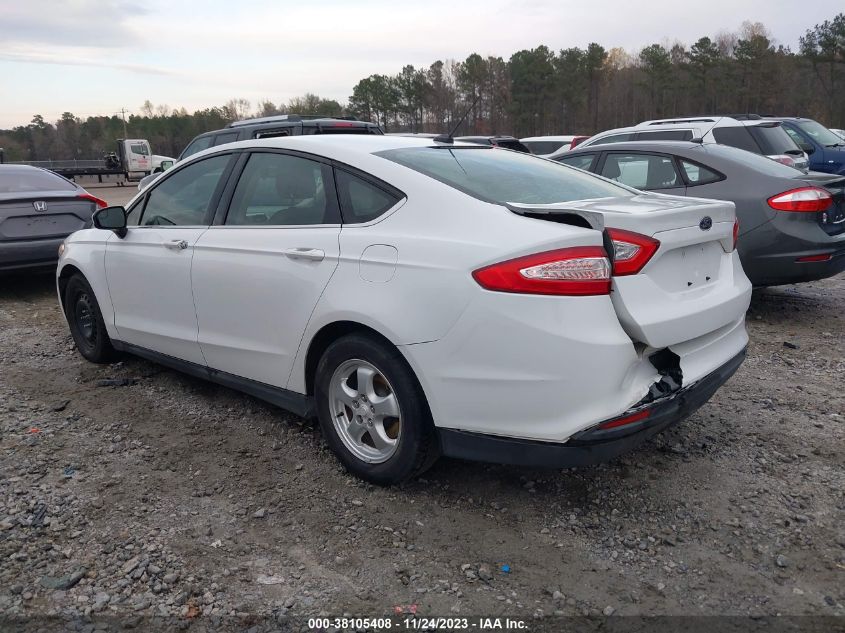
[570,136,588,149]
[606,228,660,276]
[770,155,796,167]
[472,246,611,296]
[732,218,740,251]
[767,187,832,213]
[79,193,107,209]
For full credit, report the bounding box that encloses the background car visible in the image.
[58,135,749,484]
[454,135,530,152]
[760,117,845,175]
[178,113,383,161]
[832,128,845,141]
[571,116,809,171]
[520,135,589,156]
[0,165,105,273]
[558,140,845,286]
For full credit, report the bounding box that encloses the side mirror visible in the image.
[93,206,127,238]
[160,160,174,171]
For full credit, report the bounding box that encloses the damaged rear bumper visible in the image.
[437,347,746,468]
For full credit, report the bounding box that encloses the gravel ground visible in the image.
[0,193,842,626]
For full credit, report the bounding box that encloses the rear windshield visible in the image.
[712,126,760,153]
[0,169,76,193]
[377,146,632,204]
[523,140,568,154]
[747,124,800,154]
[706,144,803,177]
[495,139,531,153]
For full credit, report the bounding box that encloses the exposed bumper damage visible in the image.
[437,347,746,469]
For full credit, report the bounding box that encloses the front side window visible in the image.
[679,159,722,186]
[181,135,214,159]
[225,152,339,226]
[601,153,680,190]
[378,146,631,205]
[140,154,230,226]
[557,153,597,171]
[335,170,401,223]
[129,143,150,156]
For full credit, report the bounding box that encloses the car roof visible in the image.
[185,133,479,164]
[562,139,783,164]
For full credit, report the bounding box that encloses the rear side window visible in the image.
[254,129,291,139]
[494,139,531,153]
[746,125,800,155]
[378,146,631,204]
[0,168,75,192]
[679,159,722,186]
[225,153,339,226]
[601,153,681,190]
[591,133,634,145]
[181,135,214,159]
[140,154,230,226]
[335,170,401,223]
[712,127,760,153]
[638,130,694,141]
[213,132,240,146]
[557,153,597,171]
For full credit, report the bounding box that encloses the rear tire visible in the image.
[64,274,117,364]
[314,333,439,485]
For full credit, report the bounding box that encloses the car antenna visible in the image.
[434,94,481,144]
[692,116,723,144]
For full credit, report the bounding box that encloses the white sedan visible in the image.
[57,135,751,484]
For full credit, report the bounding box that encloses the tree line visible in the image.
[1,13,842,162]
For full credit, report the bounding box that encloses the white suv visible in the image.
[574,116,809,171]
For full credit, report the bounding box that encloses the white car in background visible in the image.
[521,135,588,156]
[56,135,751,484]
[572,116,809,171]
[832,128,845,141]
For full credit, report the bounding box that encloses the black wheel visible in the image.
[64,274,117,364]
[314,333,439,485]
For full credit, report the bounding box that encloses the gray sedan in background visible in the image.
[557,141,845,286]
[0,165,106,274]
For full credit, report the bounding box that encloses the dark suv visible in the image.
[179,115,383,161]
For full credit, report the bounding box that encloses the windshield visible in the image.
[795,120,843,147]
[377,146,633,204]
[0,168,76,193]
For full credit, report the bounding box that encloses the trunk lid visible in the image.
[509,193,751,348]
[0,194,94,242]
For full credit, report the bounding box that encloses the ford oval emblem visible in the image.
[699,216,713,231]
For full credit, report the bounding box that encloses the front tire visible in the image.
[64,274,117,364]
[314,333,439,485]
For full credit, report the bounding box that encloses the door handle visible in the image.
[283,248,325,262]
[163,239,188,250]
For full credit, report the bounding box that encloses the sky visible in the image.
[0,0,841,128]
